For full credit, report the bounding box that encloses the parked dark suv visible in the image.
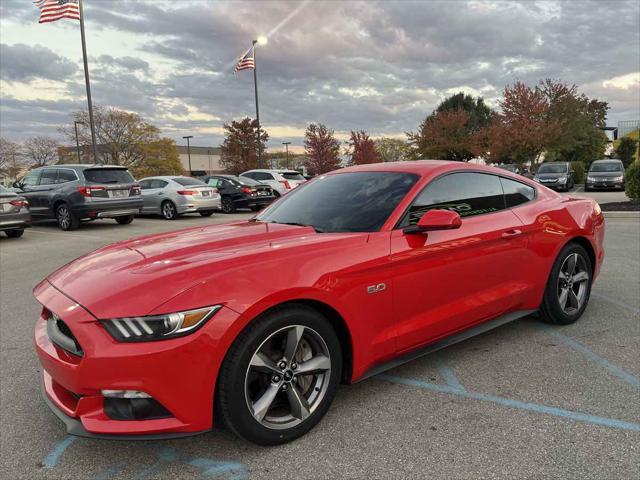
[13,165,142,230]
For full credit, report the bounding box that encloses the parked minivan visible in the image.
[533,162,575,191]
[586,159,625,191]
[240,169,306,196]
[13,165,142,230]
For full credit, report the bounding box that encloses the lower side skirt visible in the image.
[356,309,536,383]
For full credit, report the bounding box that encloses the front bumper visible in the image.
[586,180,624,189]
[34,280,238,437]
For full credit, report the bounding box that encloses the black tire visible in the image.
[539,242,593,325]
[115,215,134,225]
[217,304,342,445]
[56,203,79,231]
[5,229,24,238]
[161,200,178,220]
[221,197,236,214]
[273,191,281,198]
[199,210,214,217]
[250,205,262,212]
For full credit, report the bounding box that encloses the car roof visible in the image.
[592,159,622,163]
[42,164,129,171]
[243,169,299,173]
[335,160,517,178]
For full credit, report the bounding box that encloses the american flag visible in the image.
[234,47,255,73]
[34,0,80,24]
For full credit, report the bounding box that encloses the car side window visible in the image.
[150,179,168,189]
[21,170,41,186]
[260,173,275,181]
[401,172,505,226]
[56,169,77,183]
[139,180,152,189]
[243,172,257,180]
[500,177,536,208]
[207,178,219,187]
[39,169,58,185]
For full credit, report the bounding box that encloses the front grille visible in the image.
[47,312,84,357]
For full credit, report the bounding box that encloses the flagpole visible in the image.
[252,40,262,168]
[78,0,99,164]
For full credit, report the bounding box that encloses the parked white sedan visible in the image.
[138,176,221,219]
[239,169,306,196]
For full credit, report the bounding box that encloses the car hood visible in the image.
[46,221,365,319]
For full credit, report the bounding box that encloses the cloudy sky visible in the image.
[1,0,638,152]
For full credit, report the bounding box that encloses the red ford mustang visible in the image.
[34,161,605,445]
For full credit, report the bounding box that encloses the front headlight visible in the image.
[557,176,567,183]
[613,175,624,182]
[587,176,596,182]
[101,305,222,342]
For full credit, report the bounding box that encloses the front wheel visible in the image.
[221,197,236,214]
[539,242,592,325]
[115,215,134,225]
[217,305,342,445]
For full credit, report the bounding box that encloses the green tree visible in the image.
[220,118,269,175]
[410,92,492,161]
[539,79,608,165]
[304,123,341,175]
[374,137,412,162]
[625,161,640,200]
[131,138,183,178]
[615,136,638,167]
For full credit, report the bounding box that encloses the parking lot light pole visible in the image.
[282,142,291,169]
[74,121,83,163]
[183,135,194,174]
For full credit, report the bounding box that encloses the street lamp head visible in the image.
[182,135,194,140]
[256,36,268,46]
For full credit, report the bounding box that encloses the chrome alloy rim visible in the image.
[557,253,589,314]
[162,202,175,219]
[245,325,331,430]
[57,206,70,229]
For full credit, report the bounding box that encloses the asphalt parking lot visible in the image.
[1,208,639,479]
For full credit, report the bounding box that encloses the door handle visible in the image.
[501,229,522,239]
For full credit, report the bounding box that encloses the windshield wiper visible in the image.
[269,221,324,233]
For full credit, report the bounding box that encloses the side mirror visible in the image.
[403,209,462,234]
[12,181,23,190]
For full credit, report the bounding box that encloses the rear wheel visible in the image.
[56,203,79,231]
[217,305,342,445]
[540,242,592,325]
[115,215,134,225]
[5,229,24,238]
[221,197,236,214]
[161,201,178,220]
[199,210,214,217]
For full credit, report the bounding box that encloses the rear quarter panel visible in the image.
[511,191,604,309]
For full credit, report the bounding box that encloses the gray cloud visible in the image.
[0,43,77,82]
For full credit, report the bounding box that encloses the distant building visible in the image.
[618,120,640,138]
[176,146,223,175]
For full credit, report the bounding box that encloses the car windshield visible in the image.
[256,172,418,233]
[590,162,622,172]
[83,168,134,184]
[281,172,306,181]
[538,163,567,174]
[173,177,206,186]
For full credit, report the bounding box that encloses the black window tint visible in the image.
[150,179,168,189]
[242,172,257,179]
[404,172,505,225]
[83,168,133,184]
[40,169,58,185]
[139,180,152,189]
[57,169,77,183]
[281,172,305,181]
[173,177,206,186]
[253,172,273,181]
[500,177,535,208]
[21,170,40,186]
[257,172,418,233]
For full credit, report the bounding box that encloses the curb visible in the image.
[602,211,640,219]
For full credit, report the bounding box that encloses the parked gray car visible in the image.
[138,176,221,219]
[533,161,575,191]
[585,159,625,191]
[13,165,143,230]
[0,185,31,238]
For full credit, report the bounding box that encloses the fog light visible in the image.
[101,389,151,399]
